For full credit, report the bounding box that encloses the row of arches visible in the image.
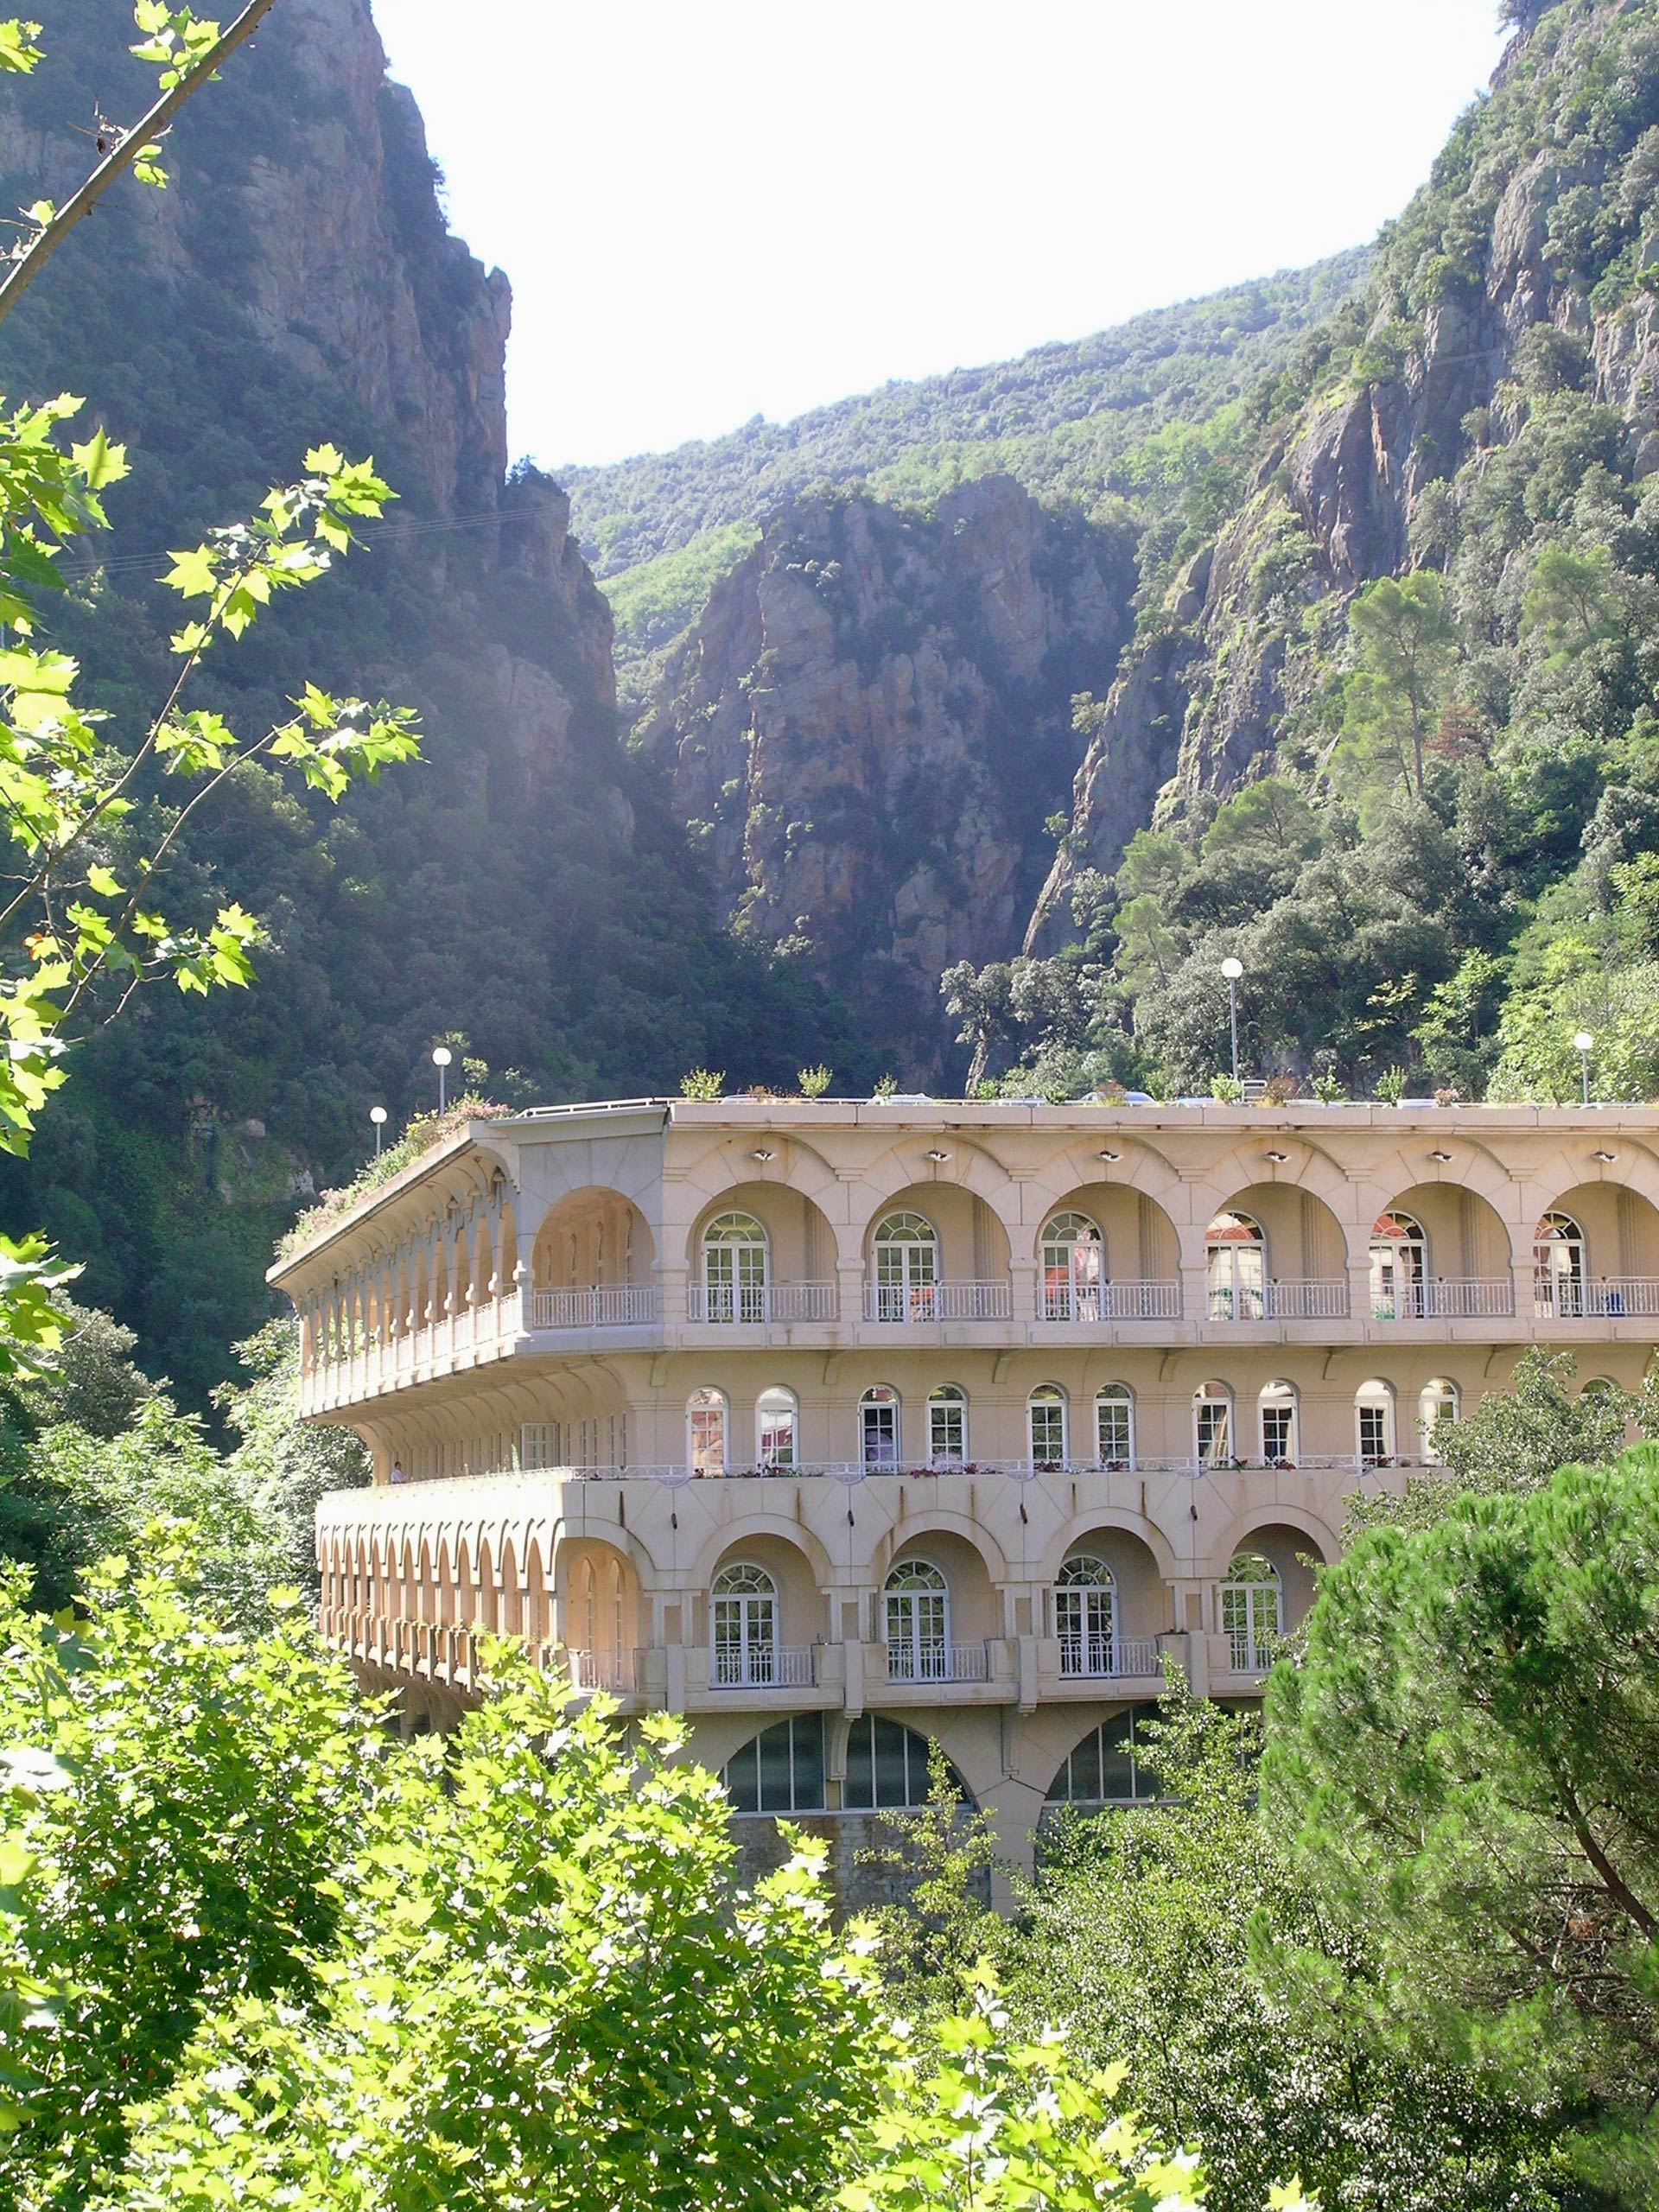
[678,1375,1463,1472]
[719,1707,1164,1816]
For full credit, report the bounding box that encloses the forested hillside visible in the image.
[0,0,871,1406]
[565,257,1368,710]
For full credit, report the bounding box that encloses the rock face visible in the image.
[1028,0,1659,950]
[639,478,1135,1071]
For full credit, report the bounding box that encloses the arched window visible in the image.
[860,1384,900,1468]
[712,1561,777,1687]
[721,1714,826,1814]
[1535,1211,1586,1319]
[927,1383,968,1470]
[570,1555,595,1655]
[1419,1376,1459,1464]
[1096,1383,1135,1468]
[871,1211,939,1322]
[1370,1211,1427,1320]
[1028,1383,1069,1467]
[1046,1707,1163,1805]
[1193,1381,1234,1466]
[843,1714,970,1810]
[687,1387,728,1475]
[756,1386,798,1471]
[1206,1212,1265,1320]
[1054,1554,1116,1677]
[885,1558,949,1681]
[1041,1212,1103,1322]
[1221,1553,1282,1672]
[702,1211,768,1324]
[1356,1377,1395,1465]
[1259,1379,1298,1465]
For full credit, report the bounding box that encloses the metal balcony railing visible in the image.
[886,1640,991,1684]
[1209,1281,1350,1321]
[863,1280,1012,1323]
[1039,1281,1182,1323]
[565,1647,635,1694]
[712,1645,816,1689]
[1534,1277,1659,1319]
[1058,1635,1163,1678]
[1370,1278,1515,1320]
[528,1285,661,1330]
[686,1281,838,1324]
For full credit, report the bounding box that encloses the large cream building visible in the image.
[278,1096,1659,1880]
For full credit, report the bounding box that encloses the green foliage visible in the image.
[0,1543,373,2201]
[106,1643,887,2212]
[798,1062,833,1098]
[838,1975,1232,2212]
[1265,1447,1659,2184]
[680,1065,725,1100]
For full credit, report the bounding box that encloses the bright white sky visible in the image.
[374,1,1511,470]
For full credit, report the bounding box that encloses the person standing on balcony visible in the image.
[390,1458,408,1484]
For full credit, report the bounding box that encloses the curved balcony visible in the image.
[528,1286,660,1329]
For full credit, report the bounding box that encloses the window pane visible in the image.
[844,1713,874,1809]
[757,1719,795,1813]
[872,1715,912,1808]
[723,1733,760,1814]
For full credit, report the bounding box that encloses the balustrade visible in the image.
[1371,1278,1516,1320]
[1038,1281,1182,1323]
[886,1640,990,1684]
[686,1281,838,1324]
[864,1279,1012,1323]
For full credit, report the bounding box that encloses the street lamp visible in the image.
[1574,1030,1594,1107]
[369,1104,387,1156]
[1221,957,1244,1084]
[432,1045,453,1113]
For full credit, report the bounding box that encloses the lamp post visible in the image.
[370,1104,387,1156]
[1221,957,1244,1084]
[1574,1030,1594,1107]
[432,1045,452,1113]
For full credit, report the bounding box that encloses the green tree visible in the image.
[1337,572,1460,802]
[0,1543,374,2204]
[1265,1448,1659,2196]
[215,1317,368,1592]
[1522,541,1622,654]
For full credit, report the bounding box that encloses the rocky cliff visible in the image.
[639,477,1136,1071]
[1029,0,1659,947]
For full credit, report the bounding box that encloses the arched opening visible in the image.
[562,1541,639,1691]
[1040,1212,1103,1323]
[1027,1382,1070,1468]
[530,1187,657,1329]
[1054,1554,1116,1677]
[711,1561,778,1688]
[1356,1376,1396,1465]
[1535,1185,1659,1318]
[860,1384,901,1469]
[1258,1379,1299,1465]
[1046,1707,1164,1806]
[844,1715,971,1810]
[1095,1383,1136,1468]
[870,1210,939,1323]
[1208,1183,1348,1320]
[885,1558,949,1681]
[1206,1211,1264,1321]
[1035,1181,1180,1321]
[721,1714,827,1814]
[863,1182,1012,1323]
[1220,1553,1281,1673]
[688,1386,728,1474]
[701,1211,769,1325]
[1369,1211,1426,1320]
[927,1383,968,1470]
[1419,1376,1459,1464]
[756,1386,798,1471]
[1193,1380,1235,1466]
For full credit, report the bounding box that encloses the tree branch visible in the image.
[0,0,283,332]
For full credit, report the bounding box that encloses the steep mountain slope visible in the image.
[639,477,1136,1069]
[0,0,868,1403]
[566,257,1368,712]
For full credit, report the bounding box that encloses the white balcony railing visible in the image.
[1226,1631,1280,1677]
[1058,1635,1163,1678]
[1535,1278,1659,1319]
[1039,1281,1182,1323]
[863,1280,1013,1323]
[1371,1278,1515,1320]
[886,1641,991,1684]
[686,1281,838,1325]
[566,1647,635,1694]
[712,1645,816,1689]
[528,1285,661,1331]
[1210,1281,1350,1322]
